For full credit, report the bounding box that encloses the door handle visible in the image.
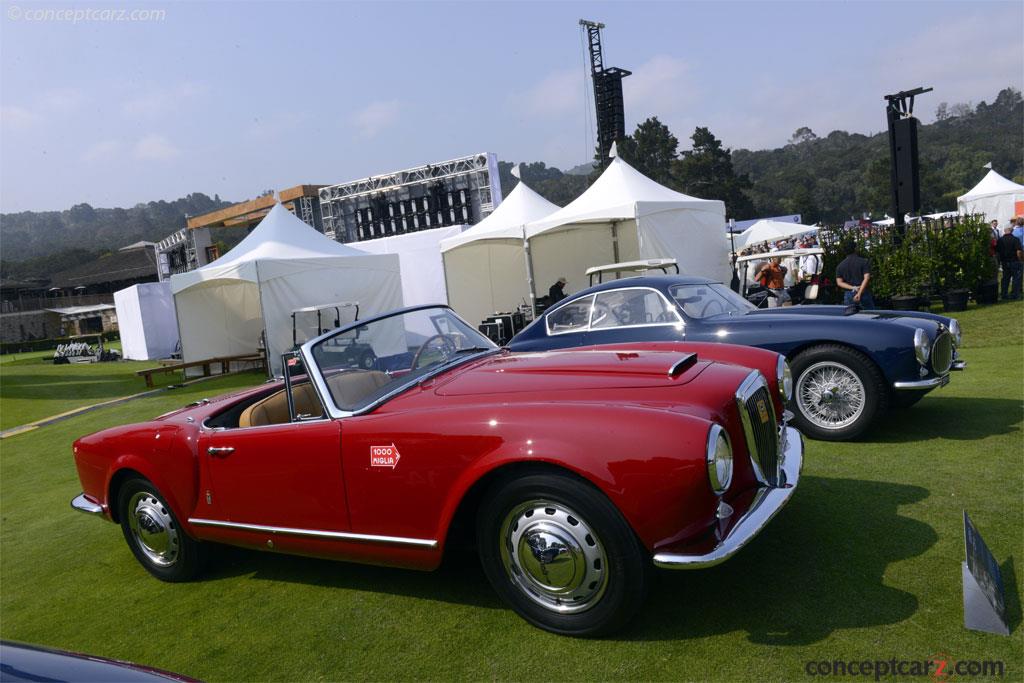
[207,446,235,457]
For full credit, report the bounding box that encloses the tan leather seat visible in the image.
[239,383,323,428]
[325,370,391,407]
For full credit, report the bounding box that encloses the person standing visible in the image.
[1013,217,1024,242]
[995,225,1023,300]
[754,256,791,307]
[798,248,822,283]
[836,241,875,308]
[548,277,568,303]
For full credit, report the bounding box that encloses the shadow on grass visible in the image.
[1001,557,1021,634]
[195,475,936,643]
[867,397,1021,443]
[626,476,935,644]
[202,542,503,610]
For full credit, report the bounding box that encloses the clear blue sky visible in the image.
[1,0,1021,212]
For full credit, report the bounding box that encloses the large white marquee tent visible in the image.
[170,204,402,376]
[440,181,560,325]
[736,218,818,249]
[524,157,728,297]
[357,225,464,308]
[957,169,1024,222]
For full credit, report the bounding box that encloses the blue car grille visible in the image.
[932,332,953,375]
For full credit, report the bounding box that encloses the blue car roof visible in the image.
[574,274,717,297]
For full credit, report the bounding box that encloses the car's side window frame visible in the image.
[544,294,597,337]
[546,286,685,336]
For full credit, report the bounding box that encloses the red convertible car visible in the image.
[72,305,803,636]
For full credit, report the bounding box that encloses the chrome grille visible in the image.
[735,371,781,487]
[932,332,953,375]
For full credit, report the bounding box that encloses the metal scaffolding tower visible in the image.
[580,19,631,165]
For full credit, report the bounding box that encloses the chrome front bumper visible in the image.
[71,493,104,516]
[653,426,803,569]
[893,374,951,390]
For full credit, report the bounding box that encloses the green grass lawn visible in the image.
[1,304,1021,681]
[0,346,197,430]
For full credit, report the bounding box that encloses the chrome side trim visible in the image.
[71,493,104,517]
[545,286,685,337]
[653,426,803,569]
[951,360,967,371]
[893,374,951,390]
[187,518,438,549]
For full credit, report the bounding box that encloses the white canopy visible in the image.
[523,157,728,297]
[356,225,464,307]
[114,282,179,361]
[736,219,818,249]
[958,169,1024,223]
[440,182,560,325]
[170,204,402,376]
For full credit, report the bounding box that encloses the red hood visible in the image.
[435,349,711,396]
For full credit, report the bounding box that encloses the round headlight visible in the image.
[949,319,962,347]
[777,356,793,402]
[913,328,930,366]
[706,424,733,495]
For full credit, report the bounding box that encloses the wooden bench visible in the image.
[136,354,266,388]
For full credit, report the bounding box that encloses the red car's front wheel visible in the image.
[476,471,649,637]
[117,478,206,582]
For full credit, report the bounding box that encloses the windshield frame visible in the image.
[668,282,756,320]
[299,304,499,419]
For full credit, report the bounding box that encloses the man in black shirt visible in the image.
[548,277,568,303]
[835,241,875,308]
[995,225,1023,300]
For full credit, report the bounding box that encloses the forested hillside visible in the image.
[3,87,1020,281]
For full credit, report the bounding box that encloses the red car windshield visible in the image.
[309,307,496,412]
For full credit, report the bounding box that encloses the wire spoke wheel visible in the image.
[499,500,608,615]
[796,361,866,430]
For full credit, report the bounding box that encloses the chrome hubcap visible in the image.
[127,492,179,567]
[796,361,866,430]
[499,500,607,614]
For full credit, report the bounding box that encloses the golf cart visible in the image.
[735,247,825,308]
[585,258,680,286]
[291,302,377,370]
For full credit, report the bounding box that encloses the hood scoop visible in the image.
[668,353,698,378]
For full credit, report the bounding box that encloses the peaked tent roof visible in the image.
[737,219,818,248]
[171,203,368,293]
[439,182,560,252]
[525,157,724,238]
[958,169,1024,201]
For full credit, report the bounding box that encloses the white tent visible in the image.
[736,219,819,249]
[523,157,727,297]
[114,281,179,360]
[356,225,464,307]
[170,204,402,376]
[958,169,1024,223]
[440,182,560,325]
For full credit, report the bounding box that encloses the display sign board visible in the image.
[962,511,1009,635]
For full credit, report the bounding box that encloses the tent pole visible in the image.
[523,228,538,317]
[254,261,274,379]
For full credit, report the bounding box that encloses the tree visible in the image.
[615,117,679,188]
[935,102,950,121]
[673,126,755,219]
[789,127,818,145]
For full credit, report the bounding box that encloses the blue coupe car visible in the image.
[508,274,965,441]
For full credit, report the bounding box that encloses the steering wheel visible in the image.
[699,300,727,318]
[411,334,458,370]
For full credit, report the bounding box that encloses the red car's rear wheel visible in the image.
[476,471,648,637]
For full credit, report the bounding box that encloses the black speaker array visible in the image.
[893,117,920,214]
[352,184,475,241]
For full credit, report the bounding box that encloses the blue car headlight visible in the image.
[914,328,930,367]
[949,319,962,347]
